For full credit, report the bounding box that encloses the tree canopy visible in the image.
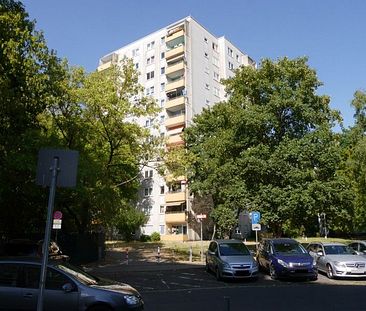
[182,57,353,237]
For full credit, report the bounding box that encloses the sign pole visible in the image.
[37,157,59,311]
[200,219,203,262]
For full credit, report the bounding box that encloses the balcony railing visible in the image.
[165,212,186,224]
[166,78,185,93]
[166,45,184,60]
[167,134,184,145]
[166,61,184,76]
[165,191,186,203]
[165,114,185,129]
[165,96,185,111]
[166,29,184,42]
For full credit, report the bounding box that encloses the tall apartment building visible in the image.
[98,16,256,241]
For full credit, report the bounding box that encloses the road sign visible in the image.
[53,211,63,220]
[197,214,207,219]
[252,224,261,231]
[251,211,261,224]
[52,219,62,229]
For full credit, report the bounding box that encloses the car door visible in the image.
[207,242,218,270]
[261,241,272,269]
[20,264,79,311]
[316,245,327,272]
[0,263,23,311]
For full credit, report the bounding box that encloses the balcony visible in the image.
[167,134,184,145]
[166,78,185,93]
[165,96,185,111]
[166,45,185,60]
[165,212,186,224]
[165,114,185,129]
[165,175,186,183]
[166,29,184,43]
[165,191,186,203]
[166,61,184,77]
[97,61,113,72]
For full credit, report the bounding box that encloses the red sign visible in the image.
[53,211,63,220]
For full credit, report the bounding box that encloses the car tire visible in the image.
[215,267,222,281]
[205,261,210,272]
[326,264,334,279]
[269,264,278,280]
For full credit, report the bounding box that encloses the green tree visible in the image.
[0,0,65,236]
[46,61,160,234]
[184,57,352,236]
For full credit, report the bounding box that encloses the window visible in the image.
[160,186,165,194]
[161,67,165,74]
[160,36,165,44]
[146,56,155,65]
[160,99,165,107]
[145,120,150,128]
[204,52,209,58]
[143,206,152,215]
[228,61,234,70]
[145,170,153,178]
[160,225,165,234]
[213,71,220,81]
[146,71,154,80]
[0,264,18,287]
[236,54,240,62]
[144,187,153,196]
[228,47,233,57]
[146,86,154,96]
[160,83,165,91]
[212,57,219,67]
[161,52,165,59]
[204,37,208,43]
[205,83,210,90]
[214,87,220,97]
[212,42,218,51]
[134,63,139,70]
[132,48,140,57]
[147,41,155,50]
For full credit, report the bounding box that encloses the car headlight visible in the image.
[277,259,289,268]
[333,261,346,268]
[124,295,140,306]
[222,262,230,269]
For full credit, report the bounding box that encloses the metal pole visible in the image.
[255,230,258,250]
[200,220,203,262]
[37,157,59,311]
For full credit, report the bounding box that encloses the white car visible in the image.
[307,242,366,279]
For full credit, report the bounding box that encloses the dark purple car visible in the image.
[257,238,317,280]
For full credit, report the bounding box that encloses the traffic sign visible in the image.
[52,219,62,229]
[53,211,63,220]
[252,224,261,231]
[251,211,261,224]
[197,214,207,219]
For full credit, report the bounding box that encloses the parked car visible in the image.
[348,241,366,256]
[0,257,144,311]
[205,239,258,281]
[307,242,366,279]
[257,238,317,280]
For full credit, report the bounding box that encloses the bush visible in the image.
[150,232,161,242]
[139,234,151,242]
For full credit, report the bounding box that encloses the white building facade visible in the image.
[98,17,256,241]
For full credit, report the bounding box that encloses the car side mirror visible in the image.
[317,251,324,256]
[62,283,74,293]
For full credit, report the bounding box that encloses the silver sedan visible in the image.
[307,242,366,279]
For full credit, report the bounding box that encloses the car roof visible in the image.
[309,242,346,246]
[263,238,298,244]
[213,239,244,244]
[0,256,61,265]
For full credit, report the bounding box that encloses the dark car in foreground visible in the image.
[205,239,258,281]
[257,238,317,280]
[0,257,144,311]
[307,242,366,279]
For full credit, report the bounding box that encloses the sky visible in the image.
[21,0,366,129]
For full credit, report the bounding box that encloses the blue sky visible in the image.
[22,0,366,129]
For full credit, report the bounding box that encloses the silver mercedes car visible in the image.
[307,242,366,279]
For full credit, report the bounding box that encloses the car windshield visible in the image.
[273,242,307,254]
[324,245,355,255]
[219,243,250,256]
[56,262,99,285]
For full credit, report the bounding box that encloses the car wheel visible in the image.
[269,264,278,280]
[326,264,334,279]
[205,261,210,272]
[215,267,222,281]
